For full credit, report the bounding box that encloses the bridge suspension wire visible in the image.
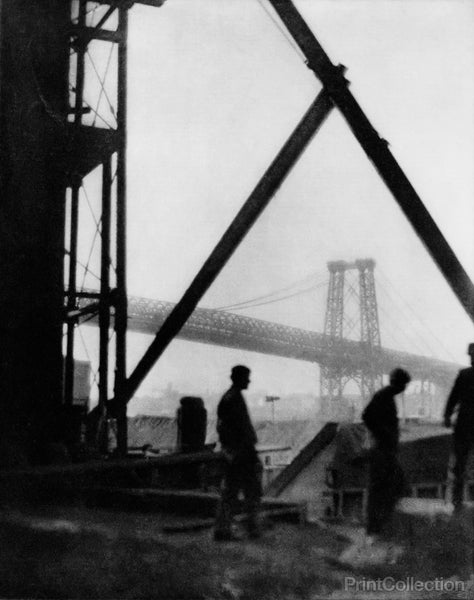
[214,270,327,311]
[376,271,458,361]
[376,292,432,359]
[376,272,457,362]
[375,277,438,358]
[217,279,329,311]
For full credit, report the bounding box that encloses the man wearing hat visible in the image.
[214,365,262,541]
[444,343,474,509]
[362,367,411,538]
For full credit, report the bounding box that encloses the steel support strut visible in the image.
[64,0,87,408]
[112,89,334,407]
[268,0,474,322]
[99,157,112,453]
[115,6,129,455]
[65,0,132,454]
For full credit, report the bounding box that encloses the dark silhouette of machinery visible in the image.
[177,397,207,454]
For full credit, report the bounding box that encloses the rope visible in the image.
[255,0,307,66]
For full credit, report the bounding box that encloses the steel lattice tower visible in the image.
[320,259,382,420]
[320,261,346,402]
[63,0,164,455]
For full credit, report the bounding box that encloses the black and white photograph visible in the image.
[0,0,474,598]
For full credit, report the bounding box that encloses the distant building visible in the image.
[256,444,292,487]
[265,421,472,522]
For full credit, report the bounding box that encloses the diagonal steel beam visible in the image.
[95,0,167,6]
[113,89,334,407]
[268,0,474,322]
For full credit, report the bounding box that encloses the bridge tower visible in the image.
[320,259,382,420]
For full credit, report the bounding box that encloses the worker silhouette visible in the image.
[214,365,262,541]
[362,368,411,539]
[444,343,474,510]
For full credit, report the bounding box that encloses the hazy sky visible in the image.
[75,0,474,411]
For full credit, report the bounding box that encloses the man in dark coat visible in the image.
[362,368,411,538]
[444,343,474,509]
[214,365,262,541]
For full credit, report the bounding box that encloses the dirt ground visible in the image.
[0,504,471,600]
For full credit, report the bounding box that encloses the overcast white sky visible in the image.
[76,0,474,410]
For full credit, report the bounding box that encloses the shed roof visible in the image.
[264,422,338,497]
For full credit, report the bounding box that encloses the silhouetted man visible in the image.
[444,343,474,509]
[214,365,262,541]
[362,368,411,539]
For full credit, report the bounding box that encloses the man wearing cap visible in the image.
[362,368,411,539]
[444,343,474,509]
[214,365,262,541]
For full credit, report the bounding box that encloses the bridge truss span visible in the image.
[119,295,460,388]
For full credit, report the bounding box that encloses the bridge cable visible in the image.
[215,280,327,312]
[375,277,437,357]
[378,270,457,360]
[214,268,326,310]
[376,277,452,361]
[376,294,431,358]
[214,273,327,311]
[376,272,457,362]
[218,279,329,311]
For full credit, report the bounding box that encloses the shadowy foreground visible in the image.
[0,504,471,599]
